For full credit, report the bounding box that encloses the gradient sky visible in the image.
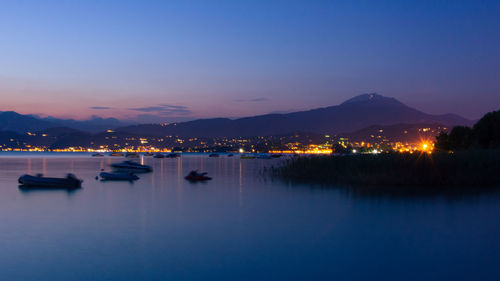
[0,0,499,122]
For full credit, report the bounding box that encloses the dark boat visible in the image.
[18,174,83,189]
[165,153,180,158]
[185,170,212,182]
[208,153,219,158]
[125,152,140,158]
[227,153,234,157]
[153,153,165,158]
[110,161,152,173]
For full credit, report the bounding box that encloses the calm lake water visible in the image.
[0,153,499,281]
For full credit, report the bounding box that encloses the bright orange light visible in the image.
[419,140,433,153]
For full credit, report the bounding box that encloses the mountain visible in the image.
[35,116,133,133]
[116,93,474,137]
[0,111,55,133]
[0,93,475,138]
[0,111,133,134]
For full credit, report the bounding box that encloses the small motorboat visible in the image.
[144,152,154,157]
[154,153,165,158]
[165,153,180,158]
[100,172,139,181]
[92,153,105,157]
[125,152,140,158]
[208,153,219,158]
[185,170,212,182]
[110,152,125,157]
[110,161,152,173]
[18,174,83,189]
[227,153,234,157]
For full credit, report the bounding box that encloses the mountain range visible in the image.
[0,112,132,134]
[116,94,473,137]
[0,94,474,137]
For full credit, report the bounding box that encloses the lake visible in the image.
[0,153,499,281]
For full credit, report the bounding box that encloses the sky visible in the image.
[0,0,499,122]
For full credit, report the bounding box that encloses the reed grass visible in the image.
[274,150,500,187]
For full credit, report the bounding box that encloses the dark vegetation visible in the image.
[276,110,500,187]
[435,110,500,150]
[275,151,500,187]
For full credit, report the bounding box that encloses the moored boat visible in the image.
[100,172,139,181]
[18,174,83,189]
[208,153,219,158]
[110,161,152,173]
[185,170,212,182]
[153,153,165,158]
[110,152,125,157]
[125,152,140,158]
[166,153,180,158]
[92,153,105,157]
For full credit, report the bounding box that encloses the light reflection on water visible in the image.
[0,154,498,281]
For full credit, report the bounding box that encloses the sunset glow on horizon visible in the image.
[1,0,499,122]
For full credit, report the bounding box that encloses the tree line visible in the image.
[435,110,500,151]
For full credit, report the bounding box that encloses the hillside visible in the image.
[116,94,473,137]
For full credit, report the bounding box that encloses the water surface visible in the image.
[0,154,499,280]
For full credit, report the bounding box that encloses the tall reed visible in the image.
[274,150,500,187]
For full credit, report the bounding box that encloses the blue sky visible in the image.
[0,0,499,121]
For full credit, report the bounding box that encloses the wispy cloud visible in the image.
[89,106,112,110]
[234,97,270,102]
[128,104,192,116]
[131,114,194,124]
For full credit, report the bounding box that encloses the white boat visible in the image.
[110,161,152,173]
[100,172,139,181]
[18,174,83,189]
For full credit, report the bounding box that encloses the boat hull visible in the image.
[110,161,152,173]
[185,175,212,182]
[18,175,83,189]
[111,166,152,173]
